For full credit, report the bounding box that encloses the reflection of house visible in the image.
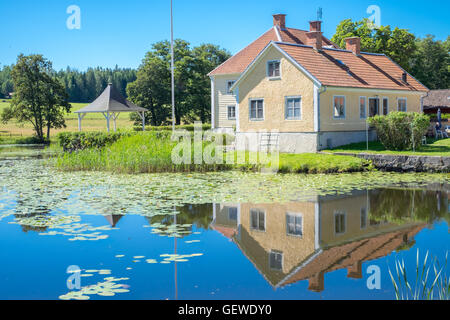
[211,190,428,292]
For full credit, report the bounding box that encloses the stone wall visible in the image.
[332,152,450,173]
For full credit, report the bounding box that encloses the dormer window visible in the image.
[267,60,281,79]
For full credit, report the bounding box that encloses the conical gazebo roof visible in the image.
[75,83,147,113]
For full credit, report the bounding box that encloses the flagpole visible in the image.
[170,0,175,132]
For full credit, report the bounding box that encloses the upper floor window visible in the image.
[398,98,407,112]
[269,251,283,271]
[249,99,264,121]
[360,97,366,119]
[286,213,303,237]
[250,208,265,232]
[285,97,301,120]
[267,60,281,79]
[333,96,346,119]
[226,80,236,94]
[227,105,236,120]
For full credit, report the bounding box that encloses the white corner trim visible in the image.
[314,84,320,132]
[210,77,215,129]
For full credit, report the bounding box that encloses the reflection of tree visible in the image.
[369,187,449,224]
[145,204,213,236]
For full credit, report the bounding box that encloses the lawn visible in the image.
[325,138,450,157]
[0,100,135,140]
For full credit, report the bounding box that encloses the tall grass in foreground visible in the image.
[388,249,449,300]
[55,132,232,173]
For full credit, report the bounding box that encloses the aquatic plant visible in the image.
[388,249,449,300]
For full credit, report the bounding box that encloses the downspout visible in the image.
[420,90,430,113]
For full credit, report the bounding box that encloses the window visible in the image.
[369,98,379,117]
[334,211,346,234]
[398,98,407,112]
[228,207,237,221]
[226,80,236,94]
[383,98,389,115]
[286,213,302,237]
[269,251,283,271]
[333,96,346,119]
[267,60,281,78]
[249,99,264,121]
[360,207,367,229]
[227,105,236,120]
[360,97,366,119]
[285,97,301,120]
[250,209,265,231]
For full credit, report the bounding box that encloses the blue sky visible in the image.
[1,0,448,70]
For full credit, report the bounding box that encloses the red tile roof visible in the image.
[208,27,338,76]
[276,42,428,91]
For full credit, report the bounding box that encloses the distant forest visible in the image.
[0,65,136,102]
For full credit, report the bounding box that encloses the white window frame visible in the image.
[250,208,266,232]
[266,60,281,80]
[286,212,303,237]
[249,98,264,121]
[334,211,347,235]
[285,96,302,120]
[359,96,367,119]
[398,97,407,112]
[333,95,346,119]
[226,80,236,95]
[382,97,389,115]
[269,250,283,271]
[227,105,236,120]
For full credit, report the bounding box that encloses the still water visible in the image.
[0,147,448,300]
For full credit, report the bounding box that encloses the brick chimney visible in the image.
[309,20,322,32]
[273,14,286,29]
[306,31,322,51]
[345,37,361,55]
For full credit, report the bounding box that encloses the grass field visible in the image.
[325,139,450,157]
[0,100,135,139]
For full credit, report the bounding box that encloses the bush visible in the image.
[368,112,430,151]
[57,131,135,152]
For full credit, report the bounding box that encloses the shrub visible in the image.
[57,131,135,152]
[368,112,430,151]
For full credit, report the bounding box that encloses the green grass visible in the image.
[0,100,135,137]
[55,132,370,174]
[325,138,450,157]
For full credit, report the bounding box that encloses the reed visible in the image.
[388,249,449,300]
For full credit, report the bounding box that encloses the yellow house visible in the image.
[209,14,428,153]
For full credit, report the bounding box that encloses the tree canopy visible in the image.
[127,40,230,126]
[1,54,71,140]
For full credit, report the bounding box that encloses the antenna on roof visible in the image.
[317,7,323,21]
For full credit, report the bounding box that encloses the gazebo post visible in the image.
[113,113,117,132]
[142,111,145,131]
[77,113,86,132]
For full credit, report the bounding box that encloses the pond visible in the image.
[0,146,448,300]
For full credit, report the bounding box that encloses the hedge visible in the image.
[57,131,134,152]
